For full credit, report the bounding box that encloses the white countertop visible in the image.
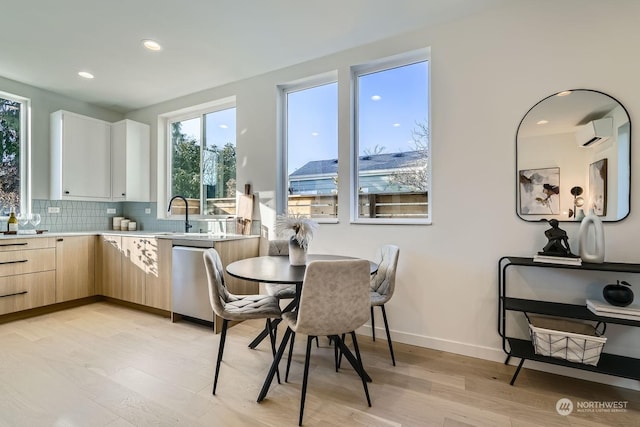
[0,231,259,242]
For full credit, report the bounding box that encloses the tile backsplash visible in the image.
[19,200,257,234]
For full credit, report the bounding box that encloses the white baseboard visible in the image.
[358,324,640,391]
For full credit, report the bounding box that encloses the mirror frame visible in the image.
[516,89,631,222]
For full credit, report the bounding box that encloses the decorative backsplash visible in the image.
[15,200,258,234]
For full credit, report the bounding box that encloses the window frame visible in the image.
[0,90,31,217]
[350,49,431,225]
[277,71,339,222]
[164,98,236,220]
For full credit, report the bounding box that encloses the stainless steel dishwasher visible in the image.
[171,238,216,326]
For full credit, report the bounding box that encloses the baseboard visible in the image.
[358,324,640,391]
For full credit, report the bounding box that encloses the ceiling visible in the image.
[2,0,508,113]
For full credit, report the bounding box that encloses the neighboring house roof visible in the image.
[289,151,426,177]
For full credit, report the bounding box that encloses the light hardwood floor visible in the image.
[0,302,637,427]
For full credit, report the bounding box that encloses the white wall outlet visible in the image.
[107,208,117,214]
[47,206,61,214]
[145,208,151,214]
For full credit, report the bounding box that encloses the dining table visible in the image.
[225,254,378,401]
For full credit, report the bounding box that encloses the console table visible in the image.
[498,256,640,385]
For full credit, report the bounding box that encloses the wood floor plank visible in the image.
[0,301,638,427]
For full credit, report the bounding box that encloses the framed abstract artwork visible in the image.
[518,167,560,215]
[589,158,607,216]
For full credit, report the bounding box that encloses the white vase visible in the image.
[288,237,307,266]
[579,209,605,263]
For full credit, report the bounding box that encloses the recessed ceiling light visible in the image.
[78,71,94,79]
[392,123,400,127]
[142,39,162,51]
[537,120,549,125]
[371,95,381,101]
[556,91,572,97]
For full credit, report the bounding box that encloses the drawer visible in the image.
[0,271,56,315]
[0,237,55,252]
[0,248,56,277]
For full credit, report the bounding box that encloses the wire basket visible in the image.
[526,314,607,366]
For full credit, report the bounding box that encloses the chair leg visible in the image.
[258,327,292,402]
[370,306,376,342]
[380,305,396,366]
[213,319,229,395]
[350,331,372,407]
[266,319,281,384]
[285,331,297,382]
[299,336,314,426]
[336,333,346,369]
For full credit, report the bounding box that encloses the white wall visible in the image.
[127,0,640,389]
[0,76,123,199]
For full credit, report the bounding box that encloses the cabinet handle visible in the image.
[64,190,70,194]
[122,193,126,196]
[0,242,28,247]
[0,290,28,298]
[0,259,28,265]
[57,238,64,242]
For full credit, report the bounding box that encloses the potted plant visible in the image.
[276,213,319,265]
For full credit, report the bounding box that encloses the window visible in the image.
[0,91,29,216]
[281,76,338,220]
[168,105,236,217]
[353,52,430,223]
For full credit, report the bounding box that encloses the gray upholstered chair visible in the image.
[264,239,297,300]
[262,259,372,426]
[369,244,400,365]
[203,248,282,395]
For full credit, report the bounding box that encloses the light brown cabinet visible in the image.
[0,237,57,315]
[97,235,123,299]
[145,238,171,310]
[121,236,146,304]
[55,236,95,303]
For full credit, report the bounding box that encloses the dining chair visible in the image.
[369,244,400,366]
[264,239,297,301]
[270,259,372,426]
[203,248,282,395]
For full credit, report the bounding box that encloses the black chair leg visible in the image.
[286,331,297,382]
[380,305,396,366]
[213,319,229,395]
[266,319,281,384]
[336,333,346,369]
[350,331,372,407]
[299,336,314,426]
[370,306,376,342]
[258,327,292,402]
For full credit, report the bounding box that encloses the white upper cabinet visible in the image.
[50,110,111,200]
[111,119,150,202]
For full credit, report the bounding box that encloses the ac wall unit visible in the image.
[576,117,613,147]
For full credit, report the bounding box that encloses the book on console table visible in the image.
[586,299,640,321]
[533,254,582,266]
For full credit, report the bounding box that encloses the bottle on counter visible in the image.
[7,207,18,232]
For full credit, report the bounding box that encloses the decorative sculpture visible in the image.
[539,219,578,257]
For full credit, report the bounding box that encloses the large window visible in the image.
[353,54,430,223]
[168,105,236,217]
[0,91,29,216]
[282,77,338,219]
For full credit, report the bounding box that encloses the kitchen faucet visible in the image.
[168,195,193,233]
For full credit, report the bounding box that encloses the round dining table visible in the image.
[226,254,378,285]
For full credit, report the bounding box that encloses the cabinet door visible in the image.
[111,120,150,202]
[55,236,96,303]
[97,235,122,299]
[145,238,171,310]
[60,112,111,199]
[121,236,146,305]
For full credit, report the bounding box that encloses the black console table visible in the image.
[498,256,640,385]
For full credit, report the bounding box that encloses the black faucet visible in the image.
[168,195,193,233]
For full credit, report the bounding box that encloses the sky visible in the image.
[175,60,429,176]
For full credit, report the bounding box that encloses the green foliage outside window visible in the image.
[0,98,20,213]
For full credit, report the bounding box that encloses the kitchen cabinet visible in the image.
[111,119,150,202]
[0,238,56,315]
[55,236,96,303]
[499,256,640,385]
[50,110,111,201]
[146,238,171,310]
[97,235,122,299]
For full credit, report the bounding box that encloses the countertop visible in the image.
[0,231,259,242]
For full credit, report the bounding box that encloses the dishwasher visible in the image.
[171,238,216,327]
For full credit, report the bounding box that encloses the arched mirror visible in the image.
[516,89,630,222]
